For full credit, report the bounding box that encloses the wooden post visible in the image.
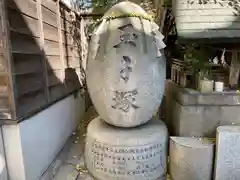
[0,0,17,120]
[36,0,50,101]
[229,51,240,88]
[229,51,240,89]
[57,0,66,84]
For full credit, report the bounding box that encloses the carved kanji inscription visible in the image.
[111,89,139,112]
[120,56,132,82]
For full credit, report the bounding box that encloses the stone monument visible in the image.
[214,126,240,180]
[85,1,168,180]
[169,137,215,180]
[86,1,166,127]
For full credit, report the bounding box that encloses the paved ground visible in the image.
[41,107,171,180]
[40,107,98,180]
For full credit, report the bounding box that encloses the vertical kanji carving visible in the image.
[111,89,139,112]
[120,56,132,82]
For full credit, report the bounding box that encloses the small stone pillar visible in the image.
[214,126,240,180]
[169,137,214,180]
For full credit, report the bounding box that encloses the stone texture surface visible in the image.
[165,80,240,137]
[85,117,168,180]
[86,1,166,128]
[169,137,214,180]
[214,126,240,180]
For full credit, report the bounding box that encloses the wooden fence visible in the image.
[0,0,84,122]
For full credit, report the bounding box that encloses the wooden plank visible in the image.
[60,5,71,22]
[1,0,17,120]
[8,9,39,37]
[0,96,10,108]
[12,54,42,75]
[44,40,60,56]
[37,0,50,101]
[64,67,81,92]
[0,84,8,97]
[7,0,38,19]
[60,17,72,33]
[10,32,41,54]
[16,89,47,118]
[72,46,81,58]
[41,0,57,14]
[46,55,63,70]
[61,31,73,45]
[15,73,44,96]
[57,0,66,70]
[62,45,80,58]
[43,22,59,42]
[42,5,58,27]
[49,84,66,102]
[48,69,63,86]
[64,56,80,68]
[0,75,9,87]
[0,54,6,72]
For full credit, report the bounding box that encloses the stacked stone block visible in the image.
[84,2,168,180]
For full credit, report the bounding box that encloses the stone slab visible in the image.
[166,80,240,106]
[170,137,214,180]
[170,101,240,137]
[214,126,240,180]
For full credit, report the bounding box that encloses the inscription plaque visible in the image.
[214,126,240,180]
[88,140,165,178]
[85,117,168,180]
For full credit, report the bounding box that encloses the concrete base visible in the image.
[0,128,8,180]
[2,92,85,180]
[165,80,240,137]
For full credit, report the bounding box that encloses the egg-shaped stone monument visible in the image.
[86,1,166,127]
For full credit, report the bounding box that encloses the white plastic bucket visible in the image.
[215,81,224,92]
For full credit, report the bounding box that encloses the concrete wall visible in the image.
[165,80,240,138]
[0,128,8,180]
[2,92,85,180]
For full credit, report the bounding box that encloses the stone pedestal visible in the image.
[85,117,168,180]
[165,80,240,137]
[169,137,214,180]
[214,126,240,180]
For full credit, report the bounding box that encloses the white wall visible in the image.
[2,92,85,180]
[0,128,8,180]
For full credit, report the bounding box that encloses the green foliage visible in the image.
[91,0,117,8]
[182,44,213,79]
[81,0,156,36]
